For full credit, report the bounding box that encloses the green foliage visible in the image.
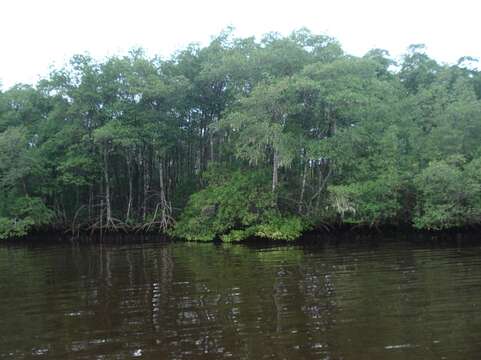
[57,152,97,187]
[0,126,37,189]
[171,168,273,241]
[1,29,480,240]
[327,175,402,226]
[172,167,306,241]
[414,158,481,230]
[222,78,298,168]
[0,217,34,240]
[251,215,305,241]
[0,197,54,240]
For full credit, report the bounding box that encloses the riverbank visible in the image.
[4,223,479,244]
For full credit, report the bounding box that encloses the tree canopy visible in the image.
[1,29,480,240]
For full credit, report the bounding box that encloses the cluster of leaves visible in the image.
[414,157,481,230]
[327,176,403,226]
[171,166,305,241]
[0,197,54,239]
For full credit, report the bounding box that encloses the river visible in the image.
[1,236,480,359]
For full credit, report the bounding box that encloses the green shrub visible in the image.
[0,197,54,240]
[413,157,481,230]
[171,167,306,241]
[327,174,402,226]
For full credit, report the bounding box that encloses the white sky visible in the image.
[1,0,480,89]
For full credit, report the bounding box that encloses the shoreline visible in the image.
[3,223,479,244]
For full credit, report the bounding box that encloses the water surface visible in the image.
[1,237,481,359]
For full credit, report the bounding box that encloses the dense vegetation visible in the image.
[1,29,480,241]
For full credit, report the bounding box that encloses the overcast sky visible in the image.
[1,0,480,88]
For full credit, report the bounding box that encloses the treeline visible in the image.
[0,29,480,241]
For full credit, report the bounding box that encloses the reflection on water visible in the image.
[1,237,481,359]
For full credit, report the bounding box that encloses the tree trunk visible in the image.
[137,151,142,218]
[142,150,150,222]
[103,147,112,223]
[315,165,323,209]
[298,161,308,213]
[326,106,336,136]
[126,155,133,222]
[22,179,28,197]
[88,184,93,222]
[272,149,279,193]
[209,130,214,163]
[159,157,166,205]
[99,175,104,236]
[315,161,331,209]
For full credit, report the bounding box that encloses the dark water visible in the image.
[1,237,481,359]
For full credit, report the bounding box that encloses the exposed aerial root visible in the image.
[89,216,128,235]
[137,201,175,233]
[67,197,174,238]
